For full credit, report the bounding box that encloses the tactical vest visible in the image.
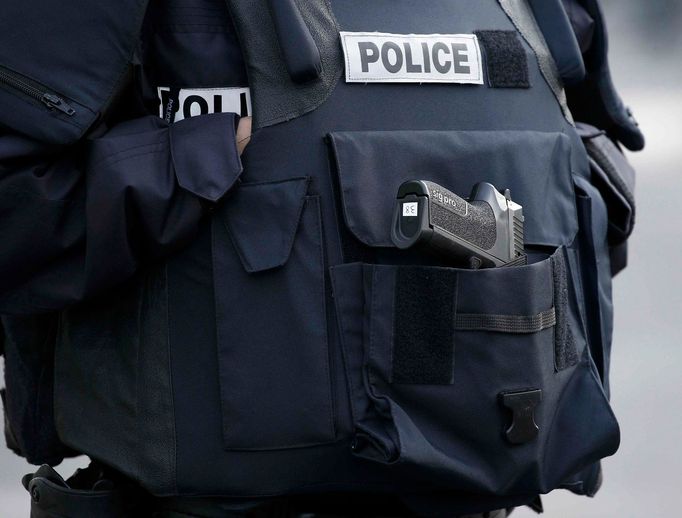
[3,0,640,515]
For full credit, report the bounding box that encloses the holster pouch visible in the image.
[577,123,636,275]
[23,464,145,518]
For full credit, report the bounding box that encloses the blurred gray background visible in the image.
[2,0,681,516]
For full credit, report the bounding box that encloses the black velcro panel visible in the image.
[392,267,457,385]
[551,251,578,371]
[475,30,530,88]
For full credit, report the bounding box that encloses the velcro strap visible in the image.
[455,308,556,334]
[392,266,457,385]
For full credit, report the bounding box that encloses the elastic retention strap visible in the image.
[455,308,556,334]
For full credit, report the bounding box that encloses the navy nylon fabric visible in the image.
[0,0,149,144]
[144,0,249,89]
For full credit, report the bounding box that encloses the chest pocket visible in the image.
[211,177,336,450]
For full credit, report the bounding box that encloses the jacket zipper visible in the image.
[0,66,75,116]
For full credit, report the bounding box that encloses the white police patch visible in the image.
[340,32,483,84]
[157,87,252,123]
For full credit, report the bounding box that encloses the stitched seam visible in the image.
[211,220,233,449]
[329,267,359,424]
[94,147,165,169]
[89,140,166,168]
[367,267,401,461]
[0,187,83,204]
[329,136,374,246]
[309,195,336,439]
[163,263,178,494]
[237,176,309,188]
[551,254,559,372]
[452,272,459,382]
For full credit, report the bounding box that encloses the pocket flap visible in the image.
[218,177,310,273]
[577,123,636,244]
[328,130,577,248]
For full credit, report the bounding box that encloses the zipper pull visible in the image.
[41,93,76,116]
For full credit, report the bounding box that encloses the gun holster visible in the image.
[22,463,146,518]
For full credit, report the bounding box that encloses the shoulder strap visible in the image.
[564,0,645,151]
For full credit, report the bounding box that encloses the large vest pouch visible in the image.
[326,126,620,496]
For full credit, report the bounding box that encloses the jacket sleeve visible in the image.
[0,112,242,315]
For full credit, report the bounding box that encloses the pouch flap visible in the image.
[577,123,636,244]
[328,130,577,249]
[219,177,310,273]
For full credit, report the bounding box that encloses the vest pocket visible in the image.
[577,123,637,276]
[326,127,619,495]
[330,247,620,496]
[212,177,335,450]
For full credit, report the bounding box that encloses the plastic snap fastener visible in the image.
[31,486,40,503]
[500,389,542,445]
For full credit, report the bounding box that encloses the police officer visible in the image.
[1,0,642,516]
[1,1,455,516]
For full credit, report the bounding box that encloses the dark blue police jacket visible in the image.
[0,0,642,515]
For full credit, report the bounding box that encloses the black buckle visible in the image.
[500,389,542,445]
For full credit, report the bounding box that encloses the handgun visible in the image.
[391,180,526,268]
